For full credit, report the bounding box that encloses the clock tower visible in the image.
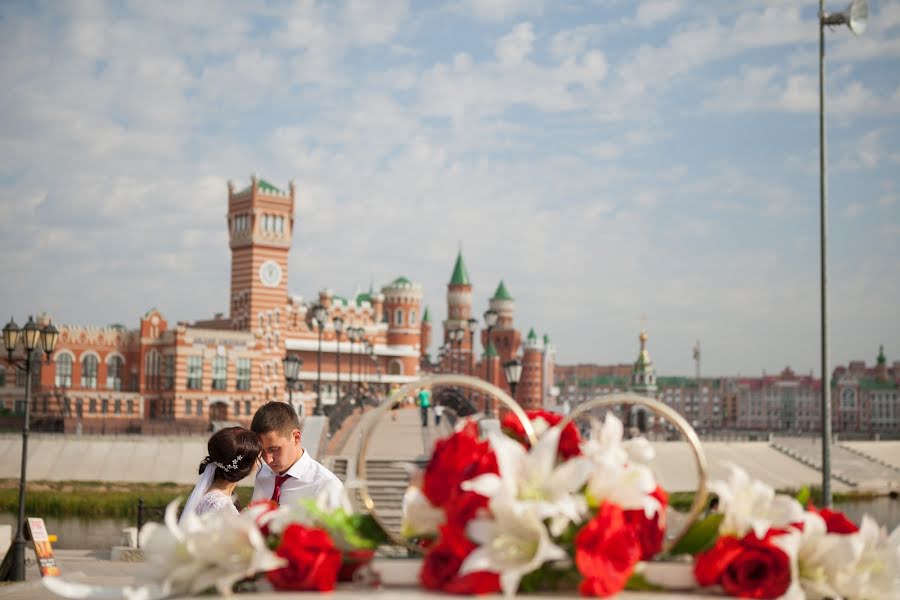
[227,176,295,331]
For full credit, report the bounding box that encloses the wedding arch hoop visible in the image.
[559,393,709,553]
[355,374,535,551]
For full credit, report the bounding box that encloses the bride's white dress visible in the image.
[194,489,238,517]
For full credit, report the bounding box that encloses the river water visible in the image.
[2,496,899,550]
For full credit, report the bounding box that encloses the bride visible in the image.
[179,426,262,523]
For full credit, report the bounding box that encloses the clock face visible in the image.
[259,260,283,287]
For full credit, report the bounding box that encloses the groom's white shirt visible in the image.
[252,448,344,508]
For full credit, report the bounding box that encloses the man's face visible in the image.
[259,429,302,474]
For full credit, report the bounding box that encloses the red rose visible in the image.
[807,504,858,534]
[267,524,342,591]
[623,485,669,560]
[420,525,500,595]
[444,490,490,529]
[575,502,642,597]
[423,421,497,508]
[501,409,582,459]
[694,531,792,599]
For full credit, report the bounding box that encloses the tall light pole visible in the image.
[818,0,867,508]
[346,327,357,403]
[311,304,328,416]
[282,354,302,412]
[2,316,59,582]
[483,309,499,417]
[450,328,465,373]
[333,316,344,402]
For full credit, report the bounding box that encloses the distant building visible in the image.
[556,331,898,436]
[426,252,555,410]
[833,346,900,435]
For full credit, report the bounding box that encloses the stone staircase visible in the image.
[769,440,859,487]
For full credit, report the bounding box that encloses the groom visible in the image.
[250,402,344,508]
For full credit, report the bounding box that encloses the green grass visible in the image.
[0,480,254,519]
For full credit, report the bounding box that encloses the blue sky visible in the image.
[0,0,898,376]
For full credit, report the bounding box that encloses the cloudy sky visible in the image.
[1,0,898,376]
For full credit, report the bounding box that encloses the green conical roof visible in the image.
[877,345,886,364]
[449,251,471,285]
[527,328,537,341]
[392,276,412,285]
[543,333,550,344]
[485,342,498,358]
[422,306,431,323]
[492,280,513,300]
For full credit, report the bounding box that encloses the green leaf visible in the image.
[667,513,723,556]
[795,486,810,507]
[625,572,663,592]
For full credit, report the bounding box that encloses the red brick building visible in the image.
[0,177,423,432]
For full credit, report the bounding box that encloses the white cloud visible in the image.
[495,22,535,64]
[460,0,546,23]
[635,0,685,27]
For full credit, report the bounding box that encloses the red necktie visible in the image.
[271,475,290,505]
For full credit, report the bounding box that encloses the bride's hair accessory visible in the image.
[214,454,244,472]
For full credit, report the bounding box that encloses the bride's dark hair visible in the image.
[200,426,262,483]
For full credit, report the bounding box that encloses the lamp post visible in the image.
[467,318,478,403]
[282,354,302,411]
[483,309,499,417]
[311,304,328,416]
[503,358,523,400]
[2,316,59,582]
[366,341,375,397]
[818,0,867,508]
[333,316,344,402]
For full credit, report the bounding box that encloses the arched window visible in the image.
[81,354,98,389]
[107,355,124,390]
[55,354,73,387]
[394,309,403,326]
[388,360,403,376]
[409,309,417,326]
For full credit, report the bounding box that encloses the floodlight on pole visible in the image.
[817,0,868,508]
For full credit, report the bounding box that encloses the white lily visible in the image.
[461,498,568,597]
[580,414,660,518]
[400,485,446,539]
[824,516,900,600]
[44,500,284,600]
[462,425,592,535]
[710,463,803,538]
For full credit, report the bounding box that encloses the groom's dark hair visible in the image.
[251,401,302,438]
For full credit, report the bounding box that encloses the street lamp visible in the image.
[483,308,499,417]
[282,354,302,411]
[311,304,328,416]
[818,0,868,508]
[366,341,375,396]
[333,316,344,402]
[503,358,523,399]
[467,318,478,403]
[2,316,58,582]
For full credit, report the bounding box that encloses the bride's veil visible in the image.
[179,462,216,526]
